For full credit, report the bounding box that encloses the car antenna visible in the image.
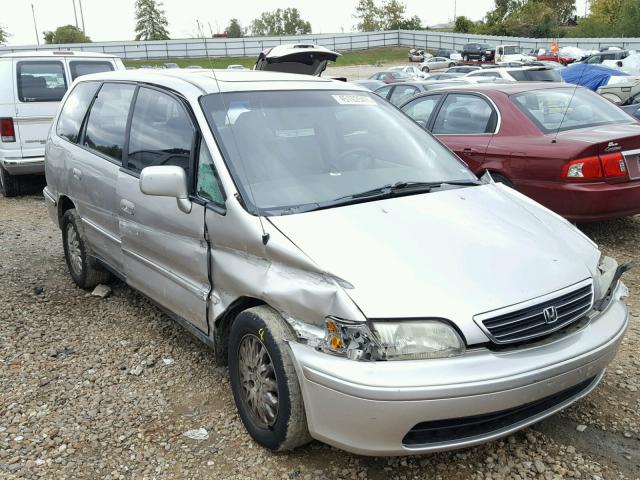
[203,50,270,245]
[552,49,589,144]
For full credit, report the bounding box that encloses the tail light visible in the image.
[0,118,15,143]
[562,152,627,181]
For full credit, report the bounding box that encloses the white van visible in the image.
[0,51,124,196]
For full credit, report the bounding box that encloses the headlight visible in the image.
[320,317,465,361]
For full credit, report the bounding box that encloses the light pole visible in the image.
[454,0,457,23]
[78,0,86,33]
[72,0,78,28]
[31,3,40,45]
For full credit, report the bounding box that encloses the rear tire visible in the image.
[0,165,21,197]
[489,172,515,189]
[422,66,429,73]
[229,306,311,451]
[481,54,487,62]
[448,62,456,68]
[61,209,112,289]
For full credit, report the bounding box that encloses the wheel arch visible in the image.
[213,296,266,365]
[58,195,76,226]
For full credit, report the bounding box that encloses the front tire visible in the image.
[0,165,21,197]
[448,62,456,68]
[489,172,515,189]
[481,54,487,62]
[61,209,112,289]
[229,306,311,451]
[422,66,429,73]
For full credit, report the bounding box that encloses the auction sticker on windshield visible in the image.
[333,94,377,106]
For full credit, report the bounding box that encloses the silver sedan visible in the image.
[420,56,457,72]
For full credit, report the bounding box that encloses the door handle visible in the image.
[72,168,83,180]
[120,199,135,216]
[463,148,478,154]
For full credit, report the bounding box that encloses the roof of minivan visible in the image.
[0,50,118,59]
[76,69,366,93]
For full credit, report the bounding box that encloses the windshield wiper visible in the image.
[269,180,480,215]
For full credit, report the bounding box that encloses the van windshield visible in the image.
[200,90,475,215]
[502,46,520,55]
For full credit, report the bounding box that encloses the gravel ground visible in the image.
[0,192,638,480]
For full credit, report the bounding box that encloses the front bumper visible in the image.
[289,286,628,456]
[0,156,45,175]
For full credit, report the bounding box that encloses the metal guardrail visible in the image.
[2,30,640,60]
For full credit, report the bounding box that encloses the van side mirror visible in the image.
[139,166,192,213]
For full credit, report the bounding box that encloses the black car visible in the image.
[461,43,495,62]
[435,48,459,59]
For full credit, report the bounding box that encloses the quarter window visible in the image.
[432,94,496,135]
[196,140,225,205]
[401,94,442,126]
[83,83,135,162]
[126,87,195,174]
[69,61,114,81]
[56,81,100,143]
[17,61,67,102]
[375,86,392,98]
[389,86,418,106]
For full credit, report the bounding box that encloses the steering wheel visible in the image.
[335,147,377,171]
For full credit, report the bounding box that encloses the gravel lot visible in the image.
[0,192,638,480]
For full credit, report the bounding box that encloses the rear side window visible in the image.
[508,69,562,82]
[126,87,195,174]
[83,83,135,162]
[56,81,100,143]
[69,61,114,81]
[433,94,496,134]
[17,61,67,102]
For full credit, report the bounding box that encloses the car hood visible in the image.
[269,184,599,344]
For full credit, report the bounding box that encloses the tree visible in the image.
[616,0,640,36]
[590,0,624,24]
[134,0,170,41]
[226,18,244,38]
[250,8,311,36]
[0,25,8,45]
[502,1,559,37]
[354,0,423,31]
[540,0,575,24]
[454,16,476,33]
[43,25,91,44]
[354,0,384,31]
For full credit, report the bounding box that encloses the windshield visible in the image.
[502,46,520,55]
[200,90,475,215]
[512,87,632,133]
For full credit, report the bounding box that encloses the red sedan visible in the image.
[399,83,640,221]
[537,51,575,65]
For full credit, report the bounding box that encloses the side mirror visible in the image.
[139,165,192,213]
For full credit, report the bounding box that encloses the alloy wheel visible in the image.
[66,223,83,276]
[237,334,279,428]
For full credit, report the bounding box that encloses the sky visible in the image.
[4,0,589,46]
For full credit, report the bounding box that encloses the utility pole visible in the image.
[453,0,457,23]
[78,0,86,33]
[72,0,79,28]
[31,3,40,45]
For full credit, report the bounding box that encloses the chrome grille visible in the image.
[478,283,594,345]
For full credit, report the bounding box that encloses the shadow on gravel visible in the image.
[533,414,640,477]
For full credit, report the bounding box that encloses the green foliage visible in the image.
[353,0,423,31]
[43,25,91,44]
[571,0,640,37]
[0,25,8,45]
[225,18,244,38]
[453,16,475,33]
[250,8,312,36]
[503,1,559,37]
[134,0,170,41]
[591,0,624,24]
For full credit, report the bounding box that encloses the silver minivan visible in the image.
[0,51,123,196]
[44,69,630,456]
